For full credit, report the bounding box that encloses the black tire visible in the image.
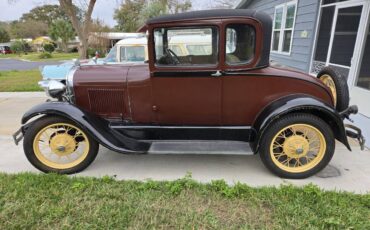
[317,67,349,112]
[23,116,99,174]
[259,113,335,179]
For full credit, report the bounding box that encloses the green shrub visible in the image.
[43,43,55,53]
[10,40,31,54]
[38,52,52,59]
[10,40,24,54]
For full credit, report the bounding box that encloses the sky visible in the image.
[0,0,220,27]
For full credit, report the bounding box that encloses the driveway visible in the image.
[0,59,61,71]
[0,92,369,194]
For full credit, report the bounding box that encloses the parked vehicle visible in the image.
[0,46,12,54]
[14,9,365,179]
[39,36,148,83]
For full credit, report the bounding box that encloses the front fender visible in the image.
[21,102,150,153]
[251,94,350,152]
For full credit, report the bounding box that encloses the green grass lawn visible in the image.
[0,69,42,92]
[0,173,369,229]
[0,52,79,62]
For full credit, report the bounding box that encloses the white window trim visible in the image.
[321,0,365,8]
[271,0,298,55]
[309,0,367,76]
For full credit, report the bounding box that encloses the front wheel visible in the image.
[259,113,335,179]
[23,116,99,174]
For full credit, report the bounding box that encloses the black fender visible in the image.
[251,94,350,153]
[21,102,150,154]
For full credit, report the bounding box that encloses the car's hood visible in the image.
[73,64,132,86]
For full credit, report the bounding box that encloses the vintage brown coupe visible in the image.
[14,9,364,179]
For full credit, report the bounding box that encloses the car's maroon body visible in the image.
[72,9,333,126]
[73,64,333,125]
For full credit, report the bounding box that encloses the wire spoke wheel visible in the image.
[319,74,337,106]
[270,124,326,173]
[33,123,90,169]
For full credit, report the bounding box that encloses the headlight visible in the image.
[38,80,49,91]
[38,80,66,99]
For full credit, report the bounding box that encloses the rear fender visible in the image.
[251,95,350,153]
[21,102,150,153]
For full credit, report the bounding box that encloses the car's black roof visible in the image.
[147,9,272,68]
[147,9,270,25]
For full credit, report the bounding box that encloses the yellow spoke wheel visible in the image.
[269,124,326,173]
[33,123,90,170]
[319,74,337,106]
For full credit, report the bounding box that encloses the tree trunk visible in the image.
[79,38,89,59]
[59,0,96,59]
[62,40,68,53]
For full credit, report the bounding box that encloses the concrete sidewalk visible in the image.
[0,92,369,194]
[0,92,46,135]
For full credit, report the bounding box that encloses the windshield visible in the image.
[104,45,118,62]
[120,46,145,62]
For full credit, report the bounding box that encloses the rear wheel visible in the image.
[317,67,349,112]
[259,113,335,179]
[24,116,99,174]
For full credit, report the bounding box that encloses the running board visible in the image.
[148,141,254,155]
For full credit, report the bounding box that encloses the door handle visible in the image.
[211,70,222,77]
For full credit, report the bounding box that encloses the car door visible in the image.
[220,21,264,126]
[150,25,222,125]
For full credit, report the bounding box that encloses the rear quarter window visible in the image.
[225,24,256,65]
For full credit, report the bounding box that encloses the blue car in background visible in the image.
[40,61,75,82]
[40,36,148,83]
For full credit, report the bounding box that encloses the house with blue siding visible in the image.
[237,0,370,147]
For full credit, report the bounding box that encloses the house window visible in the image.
[272,0,297,54]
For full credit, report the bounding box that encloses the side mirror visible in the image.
[92,56,98,64]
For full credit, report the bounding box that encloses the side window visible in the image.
[225,24,256,65]
[120,46,145,62]
[154,27,218,66]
